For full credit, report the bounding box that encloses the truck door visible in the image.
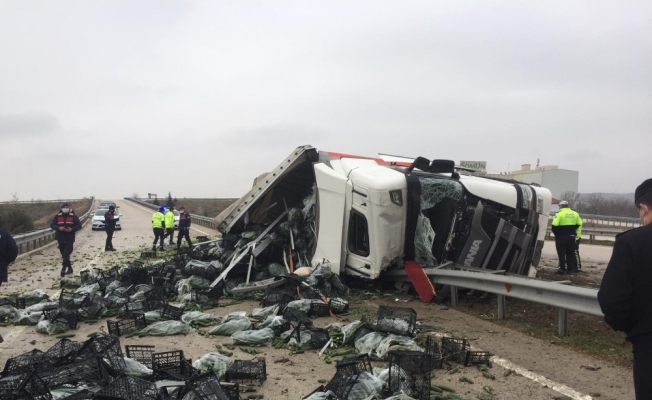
[311,163,348,275]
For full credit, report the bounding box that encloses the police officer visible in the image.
[551,200,583,274]
[598,178,652,399]
[0,227,18,288]
[176,206,192,250]
[152,206,166,251]
[104,205,119,251]
[50,202,82,276]
[163,206,176,246]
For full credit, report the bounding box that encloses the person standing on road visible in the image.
[50,202,82,277]
[551,200,583,274]
[0,228,18,287]
[152,206,166,251]
[163,206,176,246]
[598,178,652,400]
[104,205,119,251]
[176,206,192,250]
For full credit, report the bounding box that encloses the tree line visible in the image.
[560,191,638,217]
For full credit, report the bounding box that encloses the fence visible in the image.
[123,198,219,231]
[13,197,95,255]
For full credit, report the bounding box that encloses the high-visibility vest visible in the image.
[164,211,175,228]
[152,212,165,228]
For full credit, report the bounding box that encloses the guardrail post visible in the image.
[497,295,506,319]
[589,235,595,244]
[450,286,458,306]
[558,308,569,336]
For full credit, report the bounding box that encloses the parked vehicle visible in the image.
[215,145,551,286]
[91,209,121,230]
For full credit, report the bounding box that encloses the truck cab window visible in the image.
[348,210,370,256]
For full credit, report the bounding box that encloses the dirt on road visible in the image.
[0,201,634,399]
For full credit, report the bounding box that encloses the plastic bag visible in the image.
[25,301,58,313]
[342,320,363,344]
[384,395,417,400]
[123,357,153,377]
[51,388,88,400]
[267,263,287,277]
[75,283,100,296]
[347,371,386,400]
[21,289,49,303]
[208,319,252,336]
[223,311,247,322]
[286,330,312,350]
[139,321,193,336]
[231,328,275,346]
[181,311,222,327]
[0,305,21,323]
[303,391,340,400]
[373,367,389,383]
[13,311,43,326]
[59,277,81,289]
[256,315,286,331]
[36,320,69,335]
[193,352,233,379]
[176,275,211,296]
[252,305,278,319]
[375,334,423,359]
[145,311,163,324]
[286,299,314,313]
[355,332,386,356]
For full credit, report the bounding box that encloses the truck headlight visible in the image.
[390,190,403,206]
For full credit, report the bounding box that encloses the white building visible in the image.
[487,164,579,200]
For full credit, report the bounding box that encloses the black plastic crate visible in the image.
[187,371,230,400]
[350,324,375,345]
[2,349,51,377]
[151,277,173,298]
[299,286,322,300]
[267,319,290,336]
[14,297,26,309]
[388,351,432,400]
[44,309,79,330]
[45,338,83,362]
[72,334,126,374]
[122,266,150,285]
[324,370,360,400]
[95,375,159,400]
[282,307,312,325]
[196,236,209,243]
[58,290,88,310]
[40,356,110,387]
[125,345,155,369]
[152,351,199,380]
[441,337,469,363]
[79,300,106,320]
[107,315,147,337]
[308,301,330,318]
[375,306,417,337]
[123,301,146,317]
[328,298,349,314]
[140,251,157,259]
[102,267,120,281]
[143,289,165,311]
[464,350,492,367]
[309,329,330,350]
[425,336,442,370]
[0,371,52,400]
[0,298,14,307]
[335,355,372,375]
[161,303,184,320]
[59,389,95,400]
[225,359,266,386]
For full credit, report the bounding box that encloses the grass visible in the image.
[144,198,237,218]
[456,295,632,368]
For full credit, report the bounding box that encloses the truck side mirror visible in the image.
[429,159,455,174]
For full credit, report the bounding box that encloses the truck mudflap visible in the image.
[404,261,436,302]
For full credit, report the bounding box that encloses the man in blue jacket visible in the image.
[50,202,82,276]
[599,178,652,399]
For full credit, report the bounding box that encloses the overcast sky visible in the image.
[1,1,650,202]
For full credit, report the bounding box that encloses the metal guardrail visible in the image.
[545,226,628,243]
[550,211,641,226]
[0,198,91,205]
[123,198,219,231]
[383,263,602,336]
[13,197,95,255]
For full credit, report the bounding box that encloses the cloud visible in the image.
[0,113,60,137]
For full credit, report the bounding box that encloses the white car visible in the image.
[173,210,180,229]
[91,209,122,230]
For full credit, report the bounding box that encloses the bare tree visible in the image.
[560,191,580,207]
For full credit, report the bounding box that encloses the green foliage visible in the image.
[153,198,160,206]
[166,192,174,208]
[0,205,34,234]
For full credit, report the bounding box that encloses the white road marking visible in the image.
[125,200,214,236]
[431,332,593,400]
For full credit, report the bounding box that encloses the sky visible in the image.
[1,1,650,202]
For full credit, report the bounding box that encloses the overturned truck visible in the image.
[213,145,551,301]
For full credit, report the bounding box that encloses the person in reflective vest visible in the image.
[551,200,582,274]
[163,206,176,246]
[176,206,192,251]
[49,202,82,277]
[152,206,166,251]
[104,205,119,251]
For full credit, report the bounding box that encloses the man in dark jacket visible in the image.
[176,206,192,251]
[104,205,119,251]
[598,178,652,399]
[0,228,18,287]
[50,202,82,277]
